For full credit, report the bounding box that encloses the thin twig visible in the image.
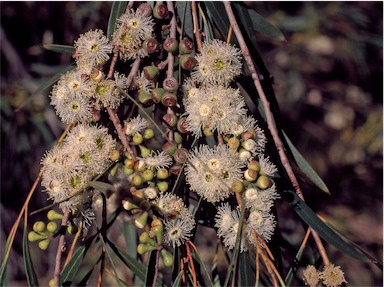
[152,248,161,287]
[166,1,177,77]
[223,1,330,267]
[64,221,82,267]
[54,208,70,287]
[191,2,203,50]
[107,50,120,79]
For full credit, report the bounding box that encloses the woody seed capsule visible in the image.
[137,3,152,17]
[179,54,197,70]
[163,37,178,53]
[161,92,177,107]
[143,38,159,54]
[163,77,179,92]
[153,2,168,19]
[163,113,178,127]
[179,37,194,54]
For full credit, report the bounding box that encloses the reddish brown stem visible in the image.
[54,209,70,287]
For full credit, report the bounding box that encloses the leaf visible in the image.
[107,241,147,285]
[283,189,383,269]
[88,180,116,194]
[190,246,214,287]
[60,243,89,286]
[123,223,138,262]
[238,252,254,287]
[107,2,127,40]
[172,270,184,287]
[43,44,75,54]
[175,2,193,38]
[23,214,39,286]
[283,131,330,194]
[204,2,233,42]
[15,64,75,112]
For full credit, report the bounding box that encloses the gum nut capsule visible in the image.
[161,249,174,267]
[139,231,157,246]
[179,54,197,70]
[153,2,168,19]
[174,132,183,144]
[163,37,178,53]
[173,148,188,164]
[162,140,177,155]
[162,77,179,93]
[179,37,194,54]
[47,221,59,234]
[151,87,165,103]
[135,211,149,229]
[38,238,51,250]
[138,90,154,107]
[163,113,178,127]
[137,243,155,255]
[156,168,169,179]
[143,38,159,54]
[143,128,155,140]
[256,175,272,190]
[143,65,159,80]
[47,209,64,220]
[161,92,177,107]
[33,221,46,233]
[137,2,152,16]
[28,231,47,242]
[176,117,189,134]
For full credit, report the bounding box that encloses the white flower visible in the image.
[141,150,172,170]
[258,154,278,176]
[244,184,279,211]
[124,115,148,137]
[246,210,276,243]
[164,214,196,248]
[74,29,112,68]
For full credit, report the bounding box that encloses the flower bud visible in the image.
[248,160,261,172]
[109,149,120,161]
[227,137,240,149]
[47,210,64,221]
[179,37,194,54]
[143,128,155,140]
[90,69,105,82]
[143,65,159,80]
[135,211,149,229]
[28,231,47,242]
[242,139,257,151]
[163,77,179,93]
[125,158,135,168]
[132,175,143,187]
[156,168,169,179]
[152,223,163,244]
[138,90,154,107]
[131,188,145,200]
[137,243,155,255]
[231,180,244,193]
[161,92,177,107]
[163,113,178,127]
[134,159,146,172]
[256,175,272,190]
[156,181,169,192]
[123,166,134,175]
[151,87,165,103]
[161,249,174,267]
[242,129,257,141]
[143,38,159,54]
[174,132,183,144]
[137,3,152,17]
[162,140,177,155]
[33,221,46,233]
[173,148,188,164]
[132,133,144,145]
[176,117,189,134]
[142,169,155,182]
[139,145,151,158]
[122,198,139,211]
[139,231,158,246]
[179,54,197,70]
[109,163,119,176]
[239,149,252,161]
[244,169,257,182]
[47,221,59,234]
[163,37,178,53]
[38,238,51,251]
[153,2,168,19]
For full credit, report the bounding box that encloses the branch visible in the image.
[166,1,177,78]
[223,1,330,267]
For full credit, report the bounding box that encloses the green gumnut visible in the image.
[152,225,163,245]
[143,65,159,80]
[161,249,174,267]
[256,175,272,190]
[156,168,169,179]
[132,174,143,187]
[142,169,155,182]
[143,128,155,140]
[38,238,51,250]
[33,221,46,233]
[47,221,59,234]
[28,231,48,242]
[139,145,151,158]
[132,133,144,145]
[156,181,169,192]
[137,243,155,255]
[135,211,148,229]
[139,232,158,246]
[47,209,64,220]
[124,166,134,175]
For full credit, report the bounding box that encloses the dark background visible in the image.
[1,2,382,286]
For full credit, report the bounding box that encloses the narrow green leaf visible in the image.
[204,2,233,42]
[284,231,309,285]
[15,64,75,112]
[88,181,116,194]
[107,2,127,40]
[123,223,138,261]
[283,131,330,194]
[172,270,184,287]
[283,189,383,268]
[246,7,285,42]
[0,234,12,286]
[190,246,214,287]
[60,244,89,285]
[238,252,254,287]
[43,44,75,54]
[23,215,39,286]
[107,241,147,285]
[175,2,193,38]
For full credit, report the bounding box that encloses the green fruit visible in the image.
[28,231,47,242]
[123,166,134,175]
[139,145,151,158]
[143,128,155,140]
[132,175,143,187]
[139,232,157,246]
[38,238,51,250]
[142,169,155,182]
[137,243,155,255]
[161,249,174,267]
[156,168,169,179]
[47,221,59,234]
[156,181,169,193]
[47,209,63,220]
[152,225,163,245]
[135,212,148,229]
[33,221,46,233]
[132,133,143,145]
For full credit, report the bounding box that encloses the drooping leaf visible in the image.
[190,245,214,287]
[175,2,193,39]
[88,180,116,194]
[60,243,90,286]
[15,64,75,112]
[204,2,233,42]
[22,213,39,287]
[107,2,127,40]
[283,189,382,269]
[43,44,75,54]
[172,270,184,287]
[283,131,330,194]
[238,252,254,287]
[123,223,138,262]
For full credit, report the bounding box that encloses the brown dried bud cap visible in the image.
[173,148,189,164]
[163,77,179,92]
[163,113,178,127]
[179,37,194,54]
[161,92,177,107]
[163,37,178,53]
[143,38,159,54]
[179,54,197,70]
[153,3,168,19]
[137,3,152,17]
[177,117,189,134]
